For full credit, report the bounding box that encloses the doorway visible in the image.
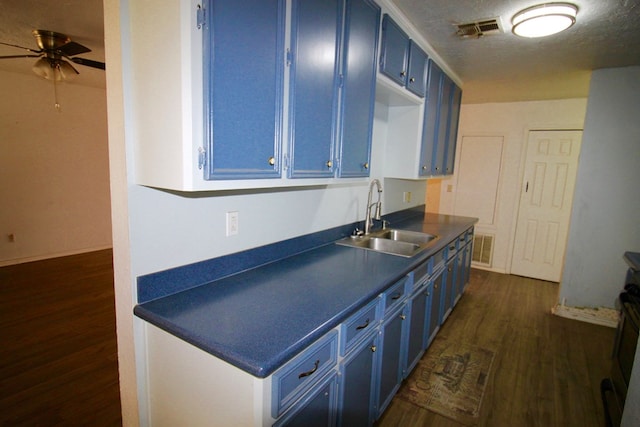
[511,130,583,282]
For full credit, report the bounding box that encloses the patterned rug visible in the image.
[398,339,495,425]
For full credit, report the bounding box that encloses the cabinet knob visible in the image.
[326,160,332,168]
[363,162,369,170]
[370,345,377,353]
[435,167,440,171]
[410,77,415,83]
[400,314,406,320]
[268,157,275,166]
[422,165,427,170]
[400,70,406,77]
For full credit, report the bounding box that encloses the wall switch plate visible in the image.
[403,191,412,203]
[447,185,453,193]
[226,211,238,236]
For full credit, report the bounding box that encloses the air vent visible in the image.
[472,234,494,266]
[455,18,503,38]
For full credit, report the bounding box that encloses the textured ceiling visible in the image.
[392,0,640,103]
[0,0,105,89]
[0,1,639,103]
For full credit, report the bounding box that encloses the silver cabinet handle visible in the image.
[298,360,320,379]
[356,318,370,330]
[400,314,406,320]
[268,157,275,166]
[370,345,377,352]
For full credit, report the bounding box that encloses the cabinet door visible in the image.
[463,242,472,292]
[275,372,338,427]
[433,73,452,176]
[337,0,381,177]
[406,41,428,98]
[203,0,285,179]
[405,285,429,376]
[288,0,341,178]
[444,83,462,175]
[379,14,409,86]
[376,305,407,417]
[427,269,444,345]
[419,60,443,177]
[443,256,457,321]
[339,335,378,427]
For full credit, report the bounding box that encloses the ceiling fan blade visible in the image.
[0,54,42,59]
[58,41,91,56]
[70,57,105,70]
[0,40,41,54]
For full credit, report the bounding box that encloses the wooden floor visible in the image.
[0,249,122,426]
[377,268,616,427]
[0,252,615,427]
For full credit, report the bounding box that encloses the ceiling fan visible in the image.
[0,30,106,110]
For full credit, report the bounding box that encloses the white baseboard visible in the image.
[0,245,112,267]
[551,303,619,328]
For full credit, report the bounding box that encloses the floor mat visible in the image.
[398,339,495,425]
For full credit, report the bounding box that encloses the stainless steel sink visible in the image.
[336,229,439,258]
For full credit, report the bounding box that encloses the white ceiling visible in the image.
[0,0,639,103]
[0,0,105,89]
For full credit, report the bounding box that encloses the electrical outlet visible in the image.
[403,191,412,203]
[7,233,15,243]
[226,211,238,236]
[447,185,453,193]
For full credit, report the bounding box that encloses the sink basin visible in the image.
[336,229,439,258]
[375,229,437,246]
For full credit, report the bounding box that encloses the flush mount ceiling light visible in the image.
[512,3,578,38]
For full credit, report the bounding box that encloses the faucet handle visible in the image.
[351,227,364,237]
[382,220,390,230]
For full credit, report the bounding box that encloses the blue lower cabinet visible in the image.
[405,284,429,377]
[275,372,339,427]
[376,304,409,418]
[338,334,378,427]
[427,268,444,345]
[442,257,456,322]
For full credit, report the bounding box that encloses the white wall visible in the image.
[0,70,112,266]
[560,67,640,309]
[439,98,588,274]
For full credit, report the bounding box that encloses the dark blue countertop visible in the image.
[134,212,477,378]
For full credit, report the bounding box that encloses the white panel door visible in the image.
[511,130,582,282]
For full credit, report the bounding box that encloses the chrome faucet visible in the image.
[364,179,383,235]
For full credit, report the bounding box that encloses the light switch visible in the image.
[226,211,239,236]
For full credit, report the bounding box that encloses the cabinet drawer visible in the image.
[272,330,338,417]
[465,228,474,243]
[340,299,380,355]
[446,239,458,260]
[412,259,431,288]
[432,248,446,271]
[381,276,410,315]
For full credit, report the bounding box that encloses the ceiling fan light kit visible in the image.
[512,3,578,38]
[0,29,105,110]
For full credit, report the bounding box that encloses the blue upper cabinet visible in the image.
[287,0,342,178]
[433,73,452,175]
[406,41,428,98]
[445,83,462,175]
[337,0,381,178]
[419,60,443,177]
[203,0,285,180]
[419,60,462,177]
[379,14,409,87]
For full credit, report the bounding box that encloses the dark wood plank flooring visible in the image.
[377,268,615,427]
[0,252,615,427]
[0,249,122,426]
